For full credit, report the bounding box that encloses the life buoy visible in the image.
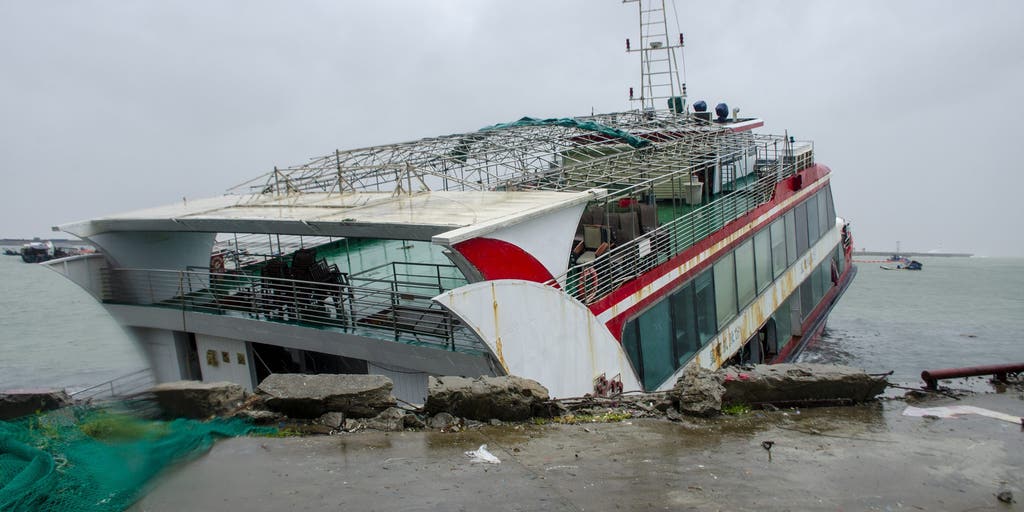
[210,253,226,274]
[581,266,599,303]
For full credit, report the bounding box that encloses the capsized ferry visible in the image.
[46,1,855,403]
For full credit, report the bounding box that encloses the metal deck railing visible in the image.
[99,263,484,354]
[548,139,808,305]
[70,368,155,402]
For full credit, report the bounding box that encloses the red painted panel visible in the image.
[453,237,555,283]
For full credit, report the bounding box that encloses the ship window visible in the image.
[770,218,787,278]
[773,295,793,353]
[817,261,830,300]
[806,195,820,245]
[800,278,814,321]
[671,282,699,366]
[754,229,772,293]
[825,185,836,229]
[638,300,675,389]
[621,321,643,384]
[811,260,824,304]
[817,189,831,237]
[714,252,737,328]
[794,203,809,256]
[784,211,798,266]
[694,269,717,345]
[835,246,845,275]
[735,240,756,308]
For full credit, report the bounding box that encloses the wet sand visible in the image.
[132,392,1022,511]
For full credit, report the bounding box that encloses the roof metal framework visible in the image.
[227,110,781,206]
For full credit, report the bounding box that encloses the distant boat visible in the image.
[880,259,923,271]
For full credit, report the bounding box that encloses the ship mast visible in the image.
[624,0,687,113]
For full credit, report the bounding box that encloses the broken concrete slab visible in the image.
[0,388,72,420]
[720,363,888,406]
[672,367,725,417]
[256,374,395,419]
[425,376,550,421]
[149,381,246,419]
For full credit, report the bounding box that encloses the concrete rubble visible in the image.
[0,388,72,420]
[149,381,246,419]
[671,363,889,417]
[144,364,888,430]
[425,375,553,421]
[256,373,396,419]
[719,363,889,406]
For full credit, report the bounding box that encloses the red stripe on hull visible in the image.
[596,164,832,341]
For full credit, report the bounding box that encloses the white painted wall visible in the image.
[475,202,587,283]
[194,334,253,391]
[88,231,215,270]
[43,253,108,298]
[435,280,642,399]
[128,327,185,384]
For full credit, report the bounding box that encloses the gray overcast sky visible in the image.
[2,1,1023,256]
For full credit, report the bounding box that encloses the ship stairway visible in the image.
[626,0,686,112]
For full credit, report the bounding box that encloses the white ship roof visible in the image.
[57,189,605,241]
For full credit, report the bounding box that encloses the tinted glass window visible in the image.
[818,189,831,237]
[773,295,793,355]
[755,228,772,291]
[794,203,809,256]
[806,195,820,245]
[694,270,717,345]
[800,279,814,321]
[638,300,675,389]
[621,321,642,383]
[714,252,737,328]
[670,283,699,366]
[811,261,824,303]
[770,218,786,278]
[784,211,797,265]
[825,185,836,228]
[735,240,756,308]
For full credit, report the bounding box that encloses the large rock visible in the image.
[150,381,246,419]
[257,374,395,419]
[0,389,72,420]
[720,363,888,405]
[672,367,725,417]
[425,375,550,421]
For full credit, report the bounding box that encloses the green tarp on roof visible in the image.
[480,117,651,148]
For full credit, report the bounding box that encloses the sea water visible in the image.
[0,252,143,391]
[0,251,1021,391]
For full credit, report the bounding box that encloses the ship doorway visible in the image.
[250,343,368,384]
[185,333,203,381]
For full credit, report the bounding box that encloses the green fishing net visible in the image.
[0,406,272,511]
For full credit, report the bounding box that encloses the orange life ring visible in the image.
[581,266,599,303]
[210,253,226,274]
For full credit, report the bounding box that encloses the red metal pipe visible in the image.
[921,363,1024,389]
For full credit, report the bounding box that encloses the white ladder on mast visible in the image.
[624,0,686,112]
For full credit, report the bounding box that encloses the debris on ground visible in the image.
[465,444,501,464]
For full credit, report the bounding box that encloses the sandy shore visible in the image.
[132,391,1022,511]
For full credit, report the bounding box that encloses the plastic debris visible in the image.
[465,444,501,464]
[902,405,1022,425]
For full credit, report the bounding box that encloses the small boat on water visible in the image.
[881,260,922,271]
[20,241,57,263]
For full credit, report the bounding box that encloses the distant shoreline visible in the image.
[0,238,92,248]
[856,250,973,258]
